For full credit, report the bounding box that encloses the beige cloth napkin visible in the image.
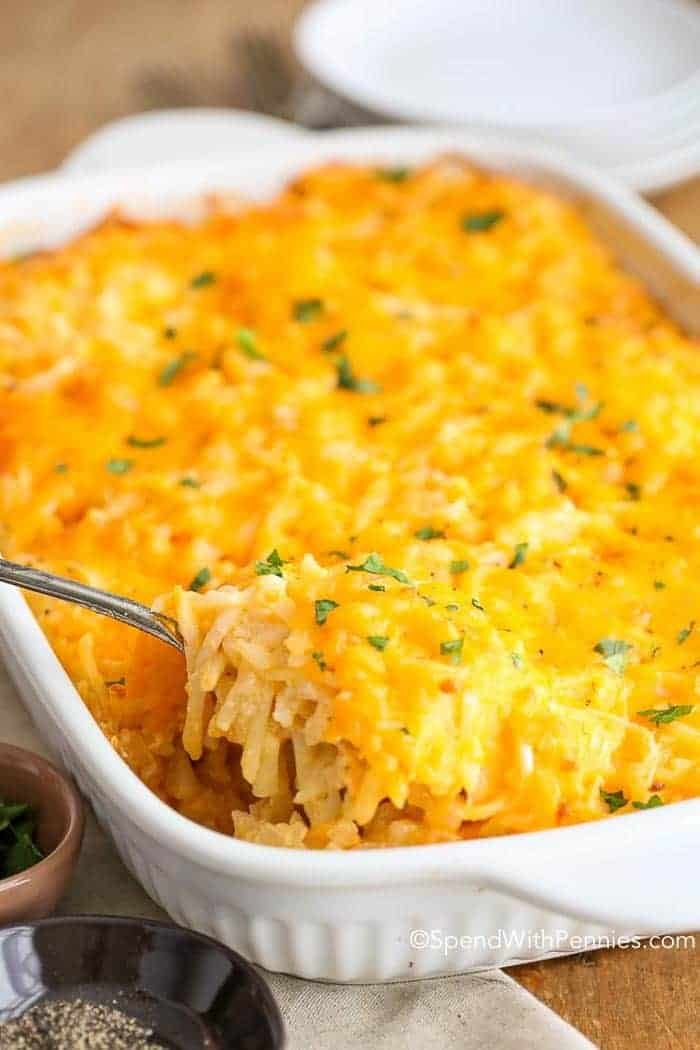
[1,666,596,1049]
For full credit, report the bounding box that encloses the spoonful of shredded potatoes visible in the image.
[0,536,696,850]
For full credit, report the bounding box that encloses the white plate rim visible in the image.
[293,0,700,192]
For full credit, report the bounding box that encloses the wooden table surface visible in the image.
[1,3,698,1047]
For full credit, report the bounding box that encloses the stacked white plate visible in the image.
[295,0,700,192]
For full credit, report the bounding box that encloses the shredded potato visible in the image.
[1,158,699,848]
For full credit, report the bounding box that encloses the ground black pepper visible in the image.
[0,998,163,1048]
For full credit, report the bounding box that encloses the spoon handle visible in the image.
[0,557,183,653]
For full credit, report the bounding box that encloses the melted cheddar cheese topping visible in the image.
[0,159,699,843]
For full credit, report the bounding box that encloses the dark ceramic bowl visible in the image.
[0,743,84,923]
[0,916,285,1048]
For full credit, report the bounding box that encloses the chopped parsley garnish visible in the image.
[188,567,211,592]
[471,597,485,612]
[567,397,604,423]
[127,435,167,449]
[367,416,387,426]
[511,652,523,669]
[620,419,638,432]
[440,637,464,664]
[315,599,339,626]
[414,526,446,541]
[336,355,381,394]
[638,704,694,725]
[535,398,571,414]
[255,549,287,578]
[163,326,177,340]
[545,428,574,450]
[445,603,460,612]
[0,801,34,829]
[106,458,133,475]
[367,635,389,651]
[625,482,641,501]
[293,298,323,323]
[179,476,201,488]
[450,560,470,575]
[594,638,633,674]
[565,442,604,456]
[600,788,628,813]
[376,167,410,183]
[158,351,196,386]
[368,584,386,592]
[0,799,43,878]
[552,469,568,493]
[190,270,216,288]
[54,463,69,474]
[105,677,126,688]
[509,542,529,569]
[237,328,266,360]
[312,651,327,671]
[461,209,505,233]
[677,621,695,645]
[653,580,666,590]
[346,553,411,584]
[419,594,436,607]
[545,421,599,446]
[322,329,347,352]
[632,795,663,810]
[542,390,604,454]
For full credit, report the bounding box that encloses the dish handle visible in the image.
[482,805,700,933]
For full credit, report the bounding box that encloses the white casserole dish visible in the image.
[0,127,699,982]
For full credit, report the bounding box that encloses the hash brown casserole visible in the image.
[1,158,699,848]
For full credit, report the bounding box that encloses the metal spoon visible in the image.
[0,557,184,653]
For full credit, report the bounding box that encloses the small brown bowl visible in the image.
[0,743,84,923]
